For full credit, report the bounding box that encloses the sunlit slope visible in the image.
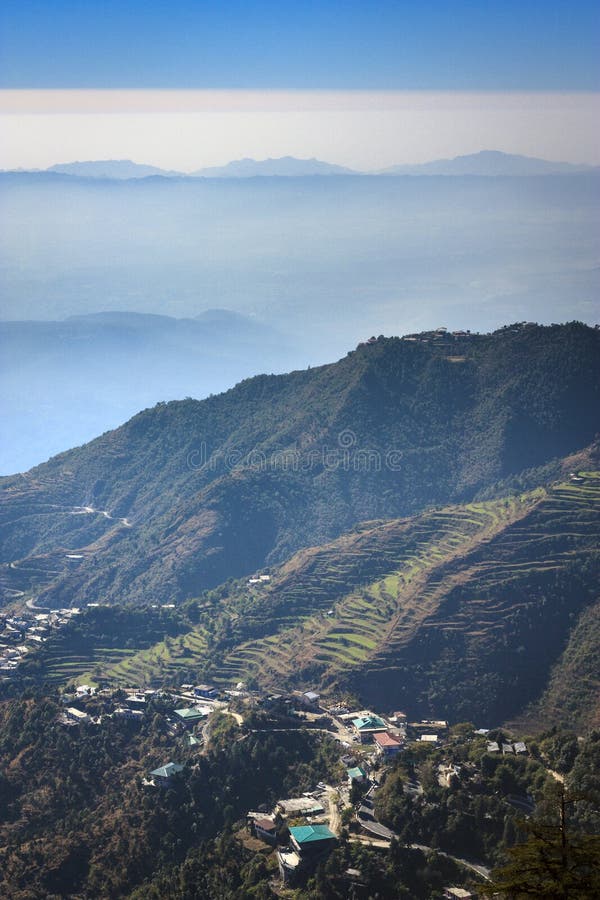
[205,496,534,689]
[31,473,600,729]
[354,472,600,722]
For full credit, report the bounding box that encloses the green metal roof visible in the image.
[352,715,386,730]
[174,707,206,720]
[290,824,336,845]
[347,766,366,780]
[150,762,184,778]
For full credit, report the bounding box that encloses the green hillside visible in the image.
[25,466,600,730]
[1,323,599,611]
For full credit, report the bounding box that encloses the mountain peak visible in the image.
[45,159,182,179]
[191,156,358,177]
[378,150,598,176]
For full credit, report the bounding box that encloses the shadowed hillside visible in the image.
[1,323,599,612]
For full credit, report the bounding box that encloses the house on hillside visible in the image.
[194,684,218,700]
[126,693,146,708]
[113,707,144,721]
[293,690,320,710]
[352,715,387,743]
[444,888,474,899]
[347,766,367,785]
[65,707,90,724]
[390,711,407,726]
[278,824,337,882]
[174,707,209,728]
[149,762,184,786]
[276,797,325,817]
[289,824,337,860]
[373,731,403,758]
[253,817,278,845]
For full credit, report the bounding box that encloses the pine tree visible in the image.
[482,788,600,898]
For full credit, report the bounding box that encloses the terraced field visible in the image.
[39,646,138,684]
[87,626,209,687]
[356,472,600,720]
[24,473,599,719]
[204,494,538,690]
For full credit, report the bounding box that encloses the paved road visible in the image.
[26,596,50,611]
[326,788,342,836]
[356,806,491,881]
[354,829,491,881]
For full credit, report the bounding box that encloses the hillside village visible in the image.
[0,607,80,674]
[51,678,549,896]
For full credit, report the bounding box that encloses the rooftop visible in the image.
[374,731,402,747]
[352,715,386,731]
[150,762,184,778]
[290,824,336,845]
[278,797,325,815]
[174,707,207,720]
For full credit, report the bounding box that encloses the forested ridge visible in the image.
[1,322,599,610]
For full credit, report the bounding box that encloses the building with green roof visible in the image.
[149,762,184,785]
[289,824,337,856]
[351,714,387,742]
[347,766,367,784]
[174,707,208,728]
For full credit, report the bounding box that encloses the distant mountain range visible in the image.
[192,156,357,177]
[5,150,598,180]
[377,150,600,177]
[47,160,184,179]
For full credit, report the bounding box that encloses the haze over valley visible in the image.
[2,157,599,473]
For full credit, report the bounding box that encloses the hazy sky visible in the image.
[2,90,599,171]
[1,1,599,170]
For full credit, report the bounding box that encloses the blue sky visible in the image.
[1,0,599,90]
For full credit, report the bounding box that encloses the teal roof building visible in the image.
[289,824,336,849]
[150,762,184,779]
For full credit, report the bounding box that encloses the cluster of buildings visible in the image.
[246,573,271,586]
[52,675,525,895]
[486,740,527,755]
[0,607,80,675]
[58,682,222,736]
